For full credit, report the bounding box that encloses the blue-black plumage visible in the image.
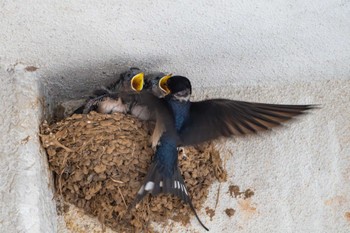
[129,80,209,230]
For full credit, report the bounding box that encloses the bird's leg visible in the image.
[177,147,187,160]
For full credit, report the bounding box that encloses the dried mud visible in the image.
[40,112,227,232]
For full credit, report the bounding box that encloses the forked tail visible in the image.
[129,161,209,231]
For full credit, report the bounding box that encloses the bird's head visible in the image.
[143,73,172,98]
[118,68,145,92]
[159,75,192,102]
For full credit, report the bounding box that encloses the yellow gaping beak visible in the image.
[159,74,172,95]
[131,72,144,92]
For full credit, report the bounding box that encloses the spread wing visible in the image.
[178,99,316,146]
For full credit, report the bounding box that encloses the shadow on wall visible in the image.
[38,54,169,122]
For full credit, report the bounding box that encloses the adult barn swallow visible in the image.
[130,75,315,230]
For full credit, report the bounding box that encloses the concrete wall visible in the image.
[0,0,349,232]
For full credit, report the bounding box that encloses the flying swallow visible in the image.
[130,75,316,231]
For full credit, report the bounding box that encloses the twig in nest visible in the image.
[111,178,124,184]
[117,186,127,208]
[39,133,74,152]
[55,140,74,152]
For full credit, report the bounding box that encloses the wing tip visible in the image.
[306,104,321,110]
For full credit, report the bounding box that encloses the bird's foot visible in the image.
[178,147,187,160]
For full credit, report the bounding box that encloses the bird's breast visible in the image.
[167,99,191,131]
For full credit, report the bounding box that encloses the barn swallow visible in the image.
[130,75,316,231]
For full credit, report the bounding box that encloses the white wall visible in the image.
[0,1,349,232]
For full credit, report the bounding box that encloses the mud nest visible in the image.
[40,112,227,232]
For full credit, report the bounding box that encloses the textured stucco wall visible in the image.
[0,0,349,232]
[0,65,57,233]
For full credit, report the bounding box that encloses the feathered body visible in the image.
[130,92,209,231]
[167,95,191,130]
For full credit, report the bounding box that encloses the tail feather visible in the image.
[129,161,209,231]
[173,168,209,231]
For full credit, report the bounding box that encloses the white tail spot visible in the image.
[183,185,188,195]
[176,181,181,189]
[145,181,155,191]
[160,181,163,187]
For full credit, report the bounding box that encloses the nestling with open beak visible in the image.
[73,68,171,121]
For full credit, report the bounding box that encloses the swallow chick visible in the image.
[73,68,144,115]
[108,67,145,93]
[144,71,172,98]
[73,68,171,121]
[73,68,174,150]
[130,71,172,120]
